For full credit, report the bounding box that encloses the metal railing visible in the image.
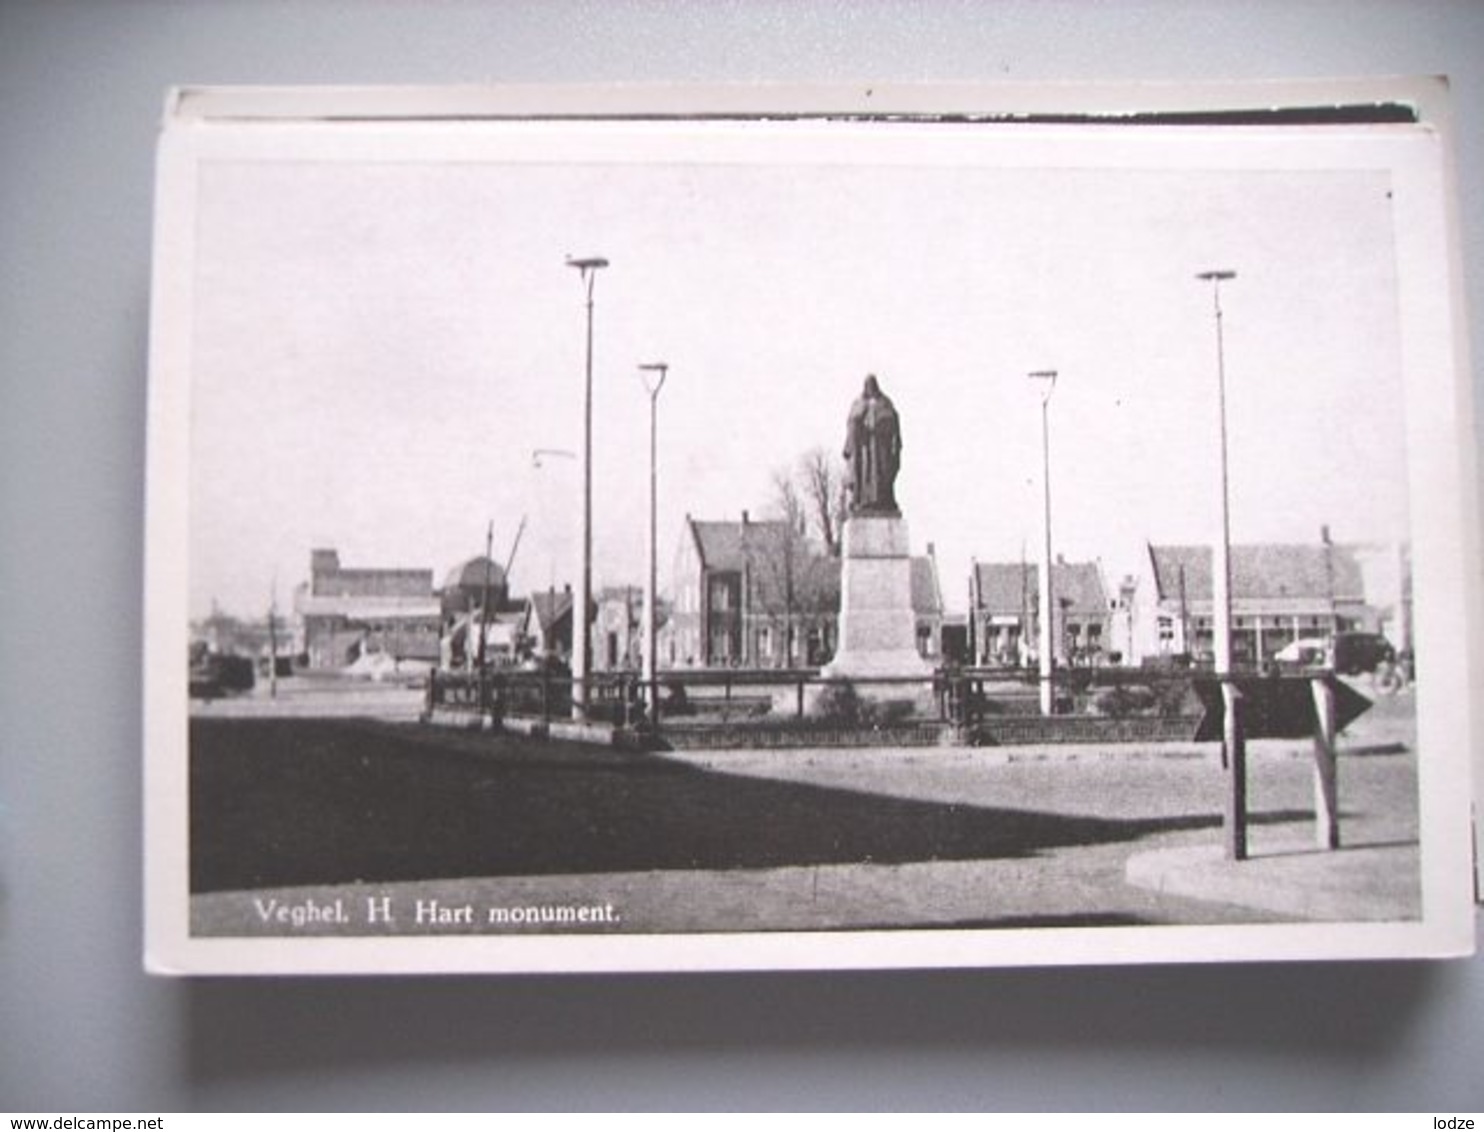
[426,657,1369,732]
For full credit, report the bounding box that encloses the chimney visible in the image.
[742,509,750,525]
[927,541,936,557]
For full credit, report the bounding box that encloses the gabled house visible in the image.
[665,512,943,669]
[969,558,1111,667]
[440,609,524,672]
[910,549,948,661]
[521,586,596,663]
[1132,541,1380,664]
[589,585,670,671]
[436,554,521,671]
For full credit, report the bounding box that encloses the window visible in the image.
[917,623,934,657]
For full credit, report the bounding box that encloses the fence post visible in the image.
[797,676,805,719]
[1310,675,1341,850]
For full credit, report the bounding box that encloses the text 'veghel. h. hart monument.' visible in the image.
[824,375,933,681]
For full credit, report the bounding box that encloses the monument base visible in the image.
[822,514,933,684]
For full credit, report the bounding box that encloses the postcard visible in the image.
[144,82,1478,974]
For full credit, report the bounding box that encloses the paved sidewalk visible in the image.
[190,694,1426,937]
[191,854,1229,937]
[194,832,1420,937]
[1125,839,1421,922]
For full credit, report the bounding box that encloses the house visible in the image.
[909,548,948,662]
[1130,541,1389,665]
[294,548,441,668]
[969,557,1111,667]
[522,586,596,663]
[437,555,519,671]
[665,512,943,669]
[589,585,672,671]
[441,609,524,672]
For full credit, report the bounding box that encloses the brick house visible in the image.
[1131,541,1386,664]
[665,513,943,669]
[969,557,1112,667]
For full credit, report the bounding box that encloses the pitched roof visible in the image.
[691,519,801,571]
[911,556,944,616]
[973,560,1108,616]
[1148,544,1364,603]
[526,590,595,631]
[689,517,940,617]
[747,550,840,614]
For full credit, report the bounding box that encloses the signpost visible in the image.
[1193,673,1371,850]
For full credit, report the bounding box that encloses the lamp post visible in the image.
[1197,267,1245,860]
[638,361,669,725]
[1029,369,1058,715]
[565,255,608,720]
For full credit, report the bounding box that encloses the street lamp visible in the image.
[1029,368,1058,715]
[1196,266,1244,860]
[532,447,576,470]
[1196,269,1237,679]
[565,255,608,720]
[638,361,669,725]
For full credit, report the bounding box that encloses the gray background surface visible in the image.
[2,0,1482,1112]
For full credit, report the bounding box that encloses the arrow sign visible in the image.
[1192,674,1371,742]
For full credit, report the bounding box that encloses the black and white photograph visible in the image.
[144,85,1477,974]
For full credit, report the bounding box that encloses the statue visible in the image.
[842,374,902,515]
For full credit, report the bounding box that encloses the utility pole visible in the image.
[478,520,494,676]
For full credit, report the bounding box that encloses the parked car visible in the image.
[1271,633,1397,675]
[1272,638,1329,667]
[189,650,255,699]
[1331,631,1397,675]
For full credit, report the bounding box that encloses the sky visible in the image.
[184,120,1414,620]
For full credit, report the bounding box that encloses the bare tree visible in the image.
[770,465,807,537]
[759,465,807,666]
[760,454,849,667]
[799,446,848,556]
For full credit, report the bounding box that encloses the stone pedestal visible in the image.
[823,514,933,680]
